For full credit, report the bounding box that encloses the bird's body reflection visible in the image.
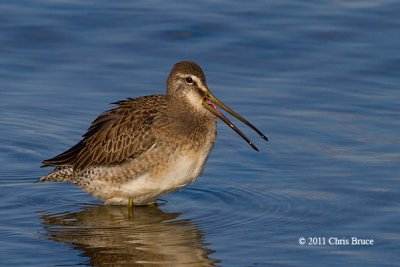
[40,205,219,266]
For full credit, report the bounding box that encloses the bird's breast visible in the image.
[116,117,216,204]
[165,145,212,187]
[118,137,214,205]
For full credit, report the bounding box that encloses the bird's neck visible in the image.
[165,94,216,137]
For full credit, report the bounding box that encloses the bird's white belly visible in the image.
[115,150,210,205]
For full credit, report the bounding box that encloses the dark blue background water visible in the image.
[1,1,399,266]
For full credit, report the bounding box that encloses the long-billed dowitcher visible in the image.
[38,61,268,205]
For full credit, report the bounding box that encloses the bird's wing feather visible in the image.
[42,95,164,171]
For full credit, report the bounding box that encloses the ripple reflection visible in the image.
[40,205,219,267]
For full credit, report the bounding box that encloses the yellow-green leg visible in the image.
[128,198,134,219]
[128,198,134,209]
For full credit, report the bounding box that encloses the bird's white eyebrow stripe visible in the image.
[176,73,200,81]
[177,73,205,87]
[191,75,202,84]
[191,76,208,92]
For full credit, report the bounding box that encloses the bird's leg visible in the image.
[128,198,134,219]
[128,198,134,209]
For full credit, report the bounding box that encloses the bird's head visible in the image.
[167,61,268,151]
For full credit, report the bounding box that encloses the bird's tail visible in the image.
[36,166,75,183]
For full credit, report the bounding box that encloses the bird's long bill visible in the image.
[203,92,268,151]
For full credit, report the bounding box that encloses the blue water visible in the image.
[1,1,399,266]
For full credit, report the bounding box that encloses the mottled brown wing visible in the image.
[42,95,164,171]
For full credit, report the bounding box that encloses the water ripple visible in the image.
[166,181,339,237]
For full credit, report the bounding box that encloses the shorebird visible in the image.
[38,61,268,206]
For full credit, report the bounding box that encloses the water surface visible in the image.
[0,1,399,266]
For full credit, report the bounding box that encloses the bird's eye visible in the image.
[185,77,193,84]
